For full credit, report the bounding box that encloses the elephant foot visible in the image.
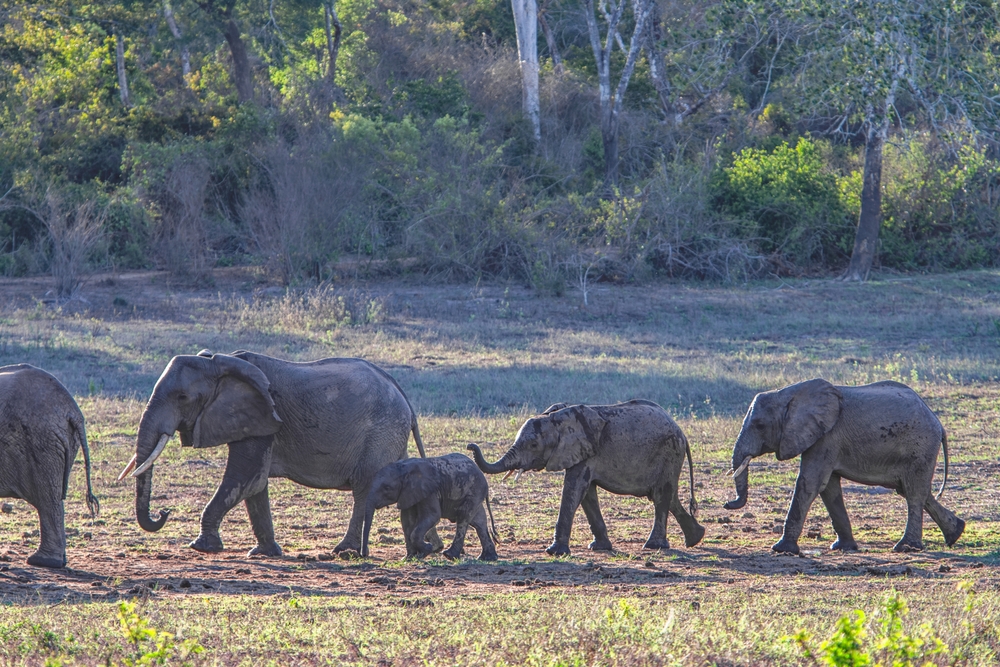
[589,538,614,551]
[944,518,965,547]
[830,538,859,552]
[26,552,66,569]
[893,539,923,553]
[442,547,462,561]
[684,523,706,548]
[545,542,571,557]
[643,537,671,551]
[771,538,800,555]
[478,550,498,562]
[190,534,224,553]
[247,541,283,558]
[333,538,361,554]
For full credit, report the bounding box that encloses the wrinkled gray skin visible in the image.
[129,351,440,556]
[468,400,704,556]
[0,364,99,568]
[362,453,499,561]
[725,379,964,554]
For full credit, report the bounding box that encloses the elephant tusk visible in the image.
[513,469,523,483]
[117,454,137,482]
[731,455,752,478]
[131,434,170,477]
[502,468,517,481]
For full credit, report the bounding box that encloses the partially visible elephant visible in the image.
[0,364,99,568]
[468,400,704,556]
[119,351,439,556]
[362,453,499,561]
[724,379,964,553]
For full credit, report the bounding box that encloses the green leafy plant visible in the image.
[788,592,947,667]
[117,601,204,666]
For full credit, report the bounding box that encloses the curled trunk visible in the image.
[135,470,169,531]
[725,466,749,510]
[467,444,514,475]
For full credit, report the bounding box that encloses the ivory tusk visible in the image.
[117,454,138,482]
[731,455,752,478]
[502,468,517,481]
[513,469,523,483]
[131,434,170,477]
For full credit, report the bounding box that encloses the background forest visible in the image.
[1,0,999,291]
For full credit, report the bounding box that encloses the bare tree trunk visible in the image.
[512,0,541,142]
[585,0,651,184]
[324,1,342,85]
[843,121,885,281]
[538,7,563,74]
[164,1,191,77]
[115,34,131,108]
[223,19,254,103]
[645,4,675,122]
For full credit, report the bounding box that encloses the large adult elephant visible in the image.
[724,378,964,554]
[119,350,434,556]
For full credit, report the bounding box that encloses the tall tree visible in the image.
[164,1,191,77]
[195,0,254,103]
[584,0,652,184]
[512,0,540,142]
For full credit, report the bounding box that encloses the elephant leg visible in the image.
[27,497,66,568]
[668,484,706,548]
[774,467,826,555]
[407,500,441,558]
[443,521,468,560]
[547,464,591,556]
[400,506,418,558]
[192,437,272,553]
[580,484,613,552]
[468,505,498,561]
[894,481,929,553]
[925,495,965,547]
[244,486,282,557]
[819,475,857,551]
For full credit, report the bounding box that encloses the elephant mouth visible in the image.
[731,455,752,477]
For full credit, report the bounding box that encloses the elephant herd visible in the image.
[0,351,964,570]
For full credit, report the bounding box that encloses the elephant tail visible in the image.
[684,434,698,518]
[71,413,100,517]
[936,429,949,500]
[485,492,501,545]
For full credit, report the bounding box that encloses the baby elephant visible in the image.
[725,378,964,553]
[0,364,99,567]
[362,453,499,561]
[468,400,704,556]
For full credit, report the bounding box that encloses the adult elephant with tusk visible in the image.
[120,350,439,556]
[468,400,705,556]
[725,378,965,554]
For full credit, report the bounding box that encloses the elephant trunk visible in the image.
[467,443,515,475]
[724,442,754,510]
[131,407,173,532]
[361,498,376,557]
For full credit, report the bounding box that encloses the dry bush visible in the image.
[153,153,215,278]
[27,190,107,297]
[217,284,387,334]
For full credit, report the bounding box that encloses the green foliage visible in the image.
[789,593,948,667]
[118,601,205,666]
[711,137,854,265]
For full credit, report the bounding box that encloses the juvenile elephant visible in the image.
[362,453,499,561]
[468,400,704,556]
[724,379,964,554]
[0,364,99,568]
[118,350,439,556]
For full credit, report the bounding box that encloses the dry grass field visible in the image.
[1,268,1000,665]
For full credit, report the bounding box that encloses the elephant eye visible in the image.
[177,392,189,401]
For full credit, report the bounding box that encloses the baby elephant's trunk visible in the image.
[361,499,377,557]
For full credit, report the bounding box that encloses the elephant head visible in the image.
[361,461,441,557]
[467,404,606,478]
[724,378,842,510]
[118,352,282,532]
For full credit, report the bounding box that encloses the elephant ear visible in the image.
[191,354,283,448]
[542,403,568,415]
[546,405,606,471]
[777,379,843,460]
[397,464,439,510]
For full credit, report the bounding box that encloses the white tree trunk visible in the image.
[164,1,191,77]
[512,0,540,142]
[115,34,131,108]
